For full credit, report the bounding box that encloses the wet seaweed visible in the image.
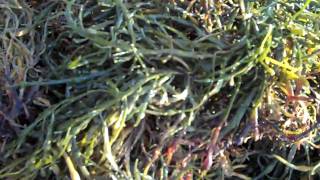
[1,0,320,179]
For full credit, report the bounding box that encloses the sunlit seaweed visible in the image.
[1,0,320,179]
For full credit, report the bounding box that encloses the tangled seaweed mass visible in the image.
[1,0,320,179]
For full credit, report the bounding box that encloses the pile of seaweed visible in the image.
[1,0,320,179]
